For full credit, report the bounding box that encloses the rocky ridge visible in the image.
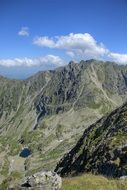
[55,102,127,177]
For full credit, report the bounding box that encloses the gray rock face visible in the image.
[8,171,62,190]
[30,60,127,129]
[2,59,127,130]
[120,176,127,180]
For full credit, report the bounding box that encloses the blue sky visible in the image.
[0,0,127,79]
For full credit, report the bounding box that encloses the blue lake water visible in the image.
[19,148,31,158]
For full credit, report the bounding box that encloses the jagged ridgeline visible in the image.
[55,102,127,177]
[1,59,127,176]
[1,60,127,131]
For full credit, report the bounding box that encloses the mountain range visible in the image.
[1,59,127,182]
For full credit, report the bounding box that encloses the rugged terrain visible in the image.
[55,102,127,177]
[1,59,127,183]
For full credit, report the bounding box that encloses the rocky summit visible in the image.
[55,102,127,178]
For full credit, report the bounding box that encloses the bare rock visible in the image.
[8,171,62,190]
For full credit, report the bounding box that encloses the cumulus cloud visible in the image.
[33,33,127,64]
[18,27,29,36]
[108,53,127,64]
[33,33,108,58]
[0,55,65,67]
[34,36,55,48]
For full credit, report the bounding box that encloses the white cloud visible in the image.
[33,33,108,58]
[18,27,29,36]
[108,52,127,64]
[33,33,127,64]
[66,51,75,57]
[0,55,65,67]
[33,36,55,48]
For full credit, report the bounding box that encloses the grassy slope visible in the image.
[62,174,127,190]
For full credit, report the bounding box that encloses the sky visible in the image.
[0,0,127,79]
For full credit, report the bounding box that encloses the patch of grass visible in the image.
[56,124,65,139]
[108,132,127,148]
[8,140,21,156]
[0,177,12,190]
[10,171,23,180]
[62,174,127,190]
[0,172,23,190]
[0,157,9,176]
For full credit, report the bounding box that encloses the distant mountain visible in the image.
[0,64,59,79]
[1,59,127,179]
[55,102,127,178]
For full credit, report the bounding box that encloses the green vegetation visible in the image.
[62,174,127,190]
[0,157,9,176]
[56,124,65,139]
[8,141,21,156]
[108,131,127,148]
[0,177,11,190]
[0,172,23,190]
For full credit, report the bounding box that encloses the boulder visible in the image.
[8,171,62,190]
[120,175,127,180]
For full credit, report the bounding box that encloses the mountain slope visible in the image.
[55,102,127,177]
[1,59,127,180]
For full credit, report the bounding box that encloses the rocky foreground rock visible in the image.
[8,171,62,190]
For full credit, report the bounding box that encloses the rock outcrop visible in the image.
[8,171,62,190]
